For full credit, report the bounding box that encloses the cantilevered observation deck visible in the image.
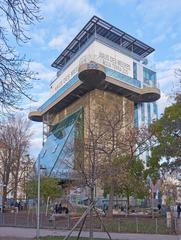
[29,16,160,122]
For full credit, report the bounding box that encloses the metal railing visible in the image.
[0,211,177,235]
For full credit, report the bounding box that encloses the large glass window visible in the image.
[143,67,156,87]
[37,109,83,180]
[134,103,139,128]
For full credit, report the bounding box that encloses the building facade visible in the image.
[29,16,160,182]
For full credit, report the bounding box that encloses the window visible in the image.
[153,102,158,118]
[141,103,145,122]
[143,67,156,87]
[134,103,139,128]
[147,103,151,125]
[133,62,137,79]
[37,109,83,179]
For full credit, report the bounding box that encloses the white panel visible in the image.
[137,62,143,84]
[138,103,141,127]
[51,41,97,94]
[145,103,148,127]
[51,40,133,94]
[94,41,133,77]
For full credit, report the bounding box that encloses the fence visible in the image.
[0,211,177,235]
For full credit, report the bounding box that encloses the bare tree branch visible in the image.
[0,0,41,112]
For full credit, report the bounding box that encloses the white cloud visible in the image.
[26,62,57,158]
[42,0,97,18]
[158,91,172,116]
[136,0,181,25]
[30,29,49,45]
[135,1,181,44]
[155,58,181,115]
[156,59,181,91]
[26,61,56,107]
[49,26,78,50]
[29,122,43,159]
[46,0,99,51]
[30,62,56,82]
[29,90,50,110]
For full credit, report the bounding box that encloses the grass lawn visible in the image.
[103,218,170,234]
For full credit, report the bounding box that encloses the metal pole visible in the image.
[155,218,158,233]
[136,217,138,233]
[0,183,3,213]
[36,155,40,239]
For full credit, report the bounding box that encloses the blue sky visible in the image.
[16,0,181,157]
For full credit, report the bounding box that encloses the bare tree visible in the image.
[62,101,153,239]
[0,114,32,205]
[91,104,153,217]
[0,0,41,112]
[161,180,177,206]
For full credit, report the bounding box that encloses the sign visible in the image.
[51,40,133,94]
[87,63,99,69]
[97,52,130,75]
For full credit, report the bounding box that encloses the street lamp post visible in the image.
[0,182,3,213]
[36,155,40,240]
[36,155,46,240]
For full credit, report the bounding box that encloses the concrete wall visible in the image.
[52,89,134,127]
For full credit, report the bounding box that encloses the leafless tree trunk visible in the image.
[0,114,31,204]
[63,100,154,234]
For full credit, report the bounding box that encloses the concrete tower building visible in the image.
[29,16,160,183]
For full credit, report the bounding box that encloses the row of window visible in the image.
[105,67,141,88]
[134,102,158,127]
[133,63,157,87]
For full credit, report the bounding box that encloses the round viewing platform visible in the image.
[28,111,42,122]
[140,87,160,102]
[78,61,106,88]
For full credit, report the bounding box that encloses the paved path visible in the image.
[0,227,180,240]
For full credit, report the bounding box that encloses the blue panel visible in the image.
[50,125,75,179]
[147,103,151,125]
[39,124,74,175]
[105,67,141,88]
[134,103,139,128]
[141,103,145,122]
[38,110,82,179]
[38,74,80,113]
[153,102,158,118]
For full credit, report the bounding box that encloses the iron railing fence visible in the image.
[0,212,177,235]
